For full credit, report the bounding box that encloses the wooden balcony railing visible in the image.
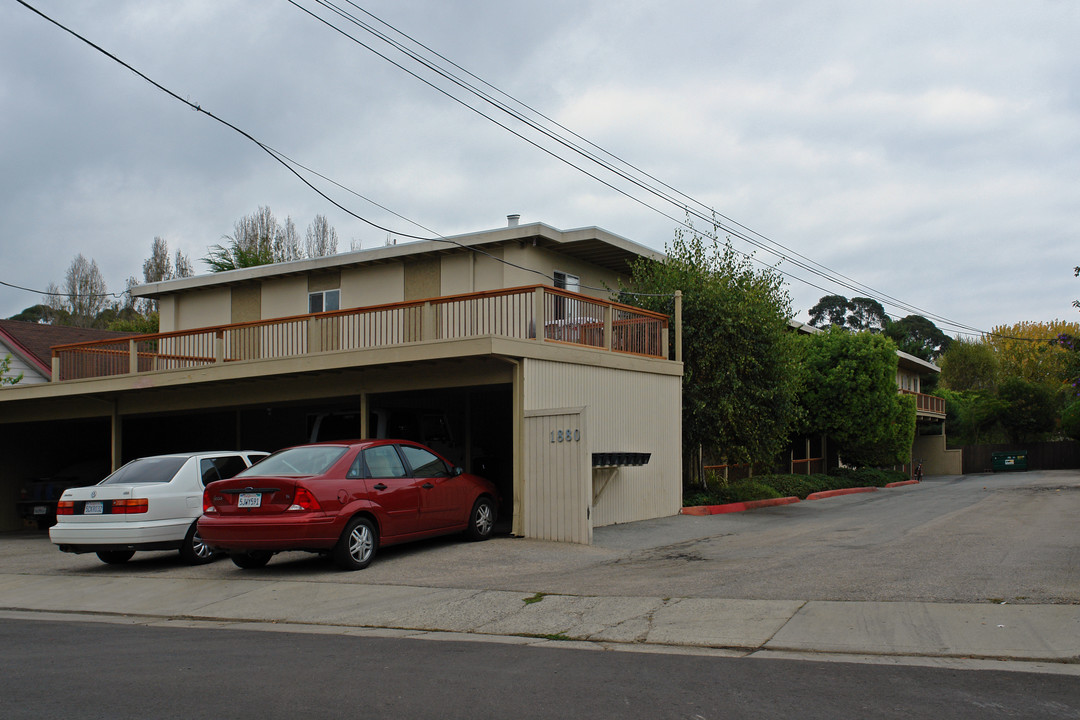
[51,285,671,381]
[901,389,946,416]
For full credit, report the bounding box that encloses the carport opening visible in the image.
[367,385,513,535]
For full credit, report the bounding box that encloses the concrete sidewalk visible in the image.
[1,572,1076,674]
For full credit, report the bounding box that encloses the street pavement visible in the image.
[1,471,1077,676]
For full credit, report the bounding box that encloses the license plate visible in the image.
[33,506,47,516]
[238,493,262,508]
[84,502,103,515]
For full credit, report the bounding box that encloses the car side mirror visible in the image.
[453,466,464,476]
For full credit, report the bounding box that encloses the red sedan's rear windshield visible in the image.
[237,446,348,477]
[100,456,187,485]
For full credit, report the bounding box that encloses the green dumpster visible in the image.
[991,451,1028,472]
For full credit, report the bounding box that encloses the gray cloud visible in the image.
[2,0,1077,334]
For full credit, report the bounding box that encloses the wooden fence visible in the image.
[959,441,1080,473]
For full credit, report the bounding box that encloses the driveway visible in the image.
[5,469,1078,605]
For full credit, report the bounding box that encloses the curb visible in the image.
[805,487,877,501]
[681,479,923,515]
[681,496,800,516]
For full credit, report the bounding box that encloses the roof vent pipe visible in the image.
[507,214,520,227]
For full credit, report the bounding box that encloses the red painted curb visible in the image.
[681,496,801,516]
[806,486,878,500]
[885,479,920,488]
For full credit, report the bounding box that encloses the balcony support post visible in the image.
[674,290,683,362]
[215,331,225,364]
[422,301,435,341]
[533,287,546,342]
[603,305,613,351]
[128,339,138,375]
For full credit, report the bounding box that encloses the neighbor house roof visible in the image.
[0,320,136,380]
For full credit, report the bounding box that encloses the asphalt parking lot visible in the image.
[5,470,1079,605]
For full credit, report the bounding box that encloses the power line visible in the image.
[13,0,673,301]
[0,278,125,299]
[294,0,988,335]
[15,0,988,334]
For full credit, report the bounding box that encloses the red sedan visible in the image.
[199,440,498,571]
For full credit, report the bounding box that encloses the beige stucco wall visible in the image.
[342,263,405,308]
[261,276,308,320]
[504,245,624,299]
[440,253,475,296]
[522,358,682,529]
[175,288,230,331]
[913,433,963,475]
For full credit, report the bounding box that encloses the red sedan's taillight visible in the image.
[288,486,321,512]
[203,488,216,513]
[111,498,149,514]
[57,501,74,515]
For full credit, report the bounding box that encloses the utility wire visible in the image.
[298,0,987,335]
[12,1,672,301]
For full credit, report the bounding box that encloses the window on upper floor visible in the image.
[308,289,340,314]
[552,271,580,321]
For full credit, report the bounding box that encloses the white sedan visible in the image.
[50,451,268,565]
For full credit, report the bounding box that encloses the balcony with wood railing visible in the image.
[901,389,946,418]
[50,285,673,382]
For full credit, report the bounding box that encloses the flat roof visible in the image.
[132,222,664,299]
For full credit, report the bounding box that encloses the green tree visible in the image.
[620,225,803,486]
[1061,400,1080,441]
[7,304,56,323]
[205,207,339,272]
[936,388,1007,445]
[885,314,952,361]
[800,327,915,466]
[939,337,999,392]
[44,254,109,328]
[1,353,23,386]
[996,376,1056,444]
[807,295,888,332]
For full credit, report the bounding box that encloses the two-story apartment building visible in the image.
[0,220,684,541]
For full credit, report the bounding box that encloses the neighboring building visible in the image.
[897,351,962,475]
[0,319,134,385]
[782,323,958,475]
[0,220,684,540]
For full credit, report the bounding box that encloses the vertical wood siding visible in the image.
[523,410,591,543]
[523,359,682,529]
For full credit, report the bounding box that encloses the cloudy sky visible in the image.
[2,0,1077,335]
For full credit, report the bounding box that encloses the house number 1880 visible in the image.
[551,428,581,443]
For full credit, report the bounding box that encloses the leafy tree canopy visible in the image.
[205,207,340,272]
[996,376,1057,444]
[939,337,999,392]
[799,327,914,467]
[884,314,952,361]
[985,320,1080,386]
[7,304,55,323]
[807,295,888,333]
[620,224,803,484]
[1061,400,1080,441]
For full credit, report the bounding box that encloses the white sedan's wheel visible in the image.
[180,522,216,565]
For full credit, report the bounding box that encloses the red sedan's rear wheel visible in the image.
[465,496,496,541]
[333,516,378,570]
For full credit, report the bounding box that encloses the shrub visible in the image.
[682,467,908,506]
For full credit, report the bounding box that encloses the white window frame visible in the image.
[308,289,340,314]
